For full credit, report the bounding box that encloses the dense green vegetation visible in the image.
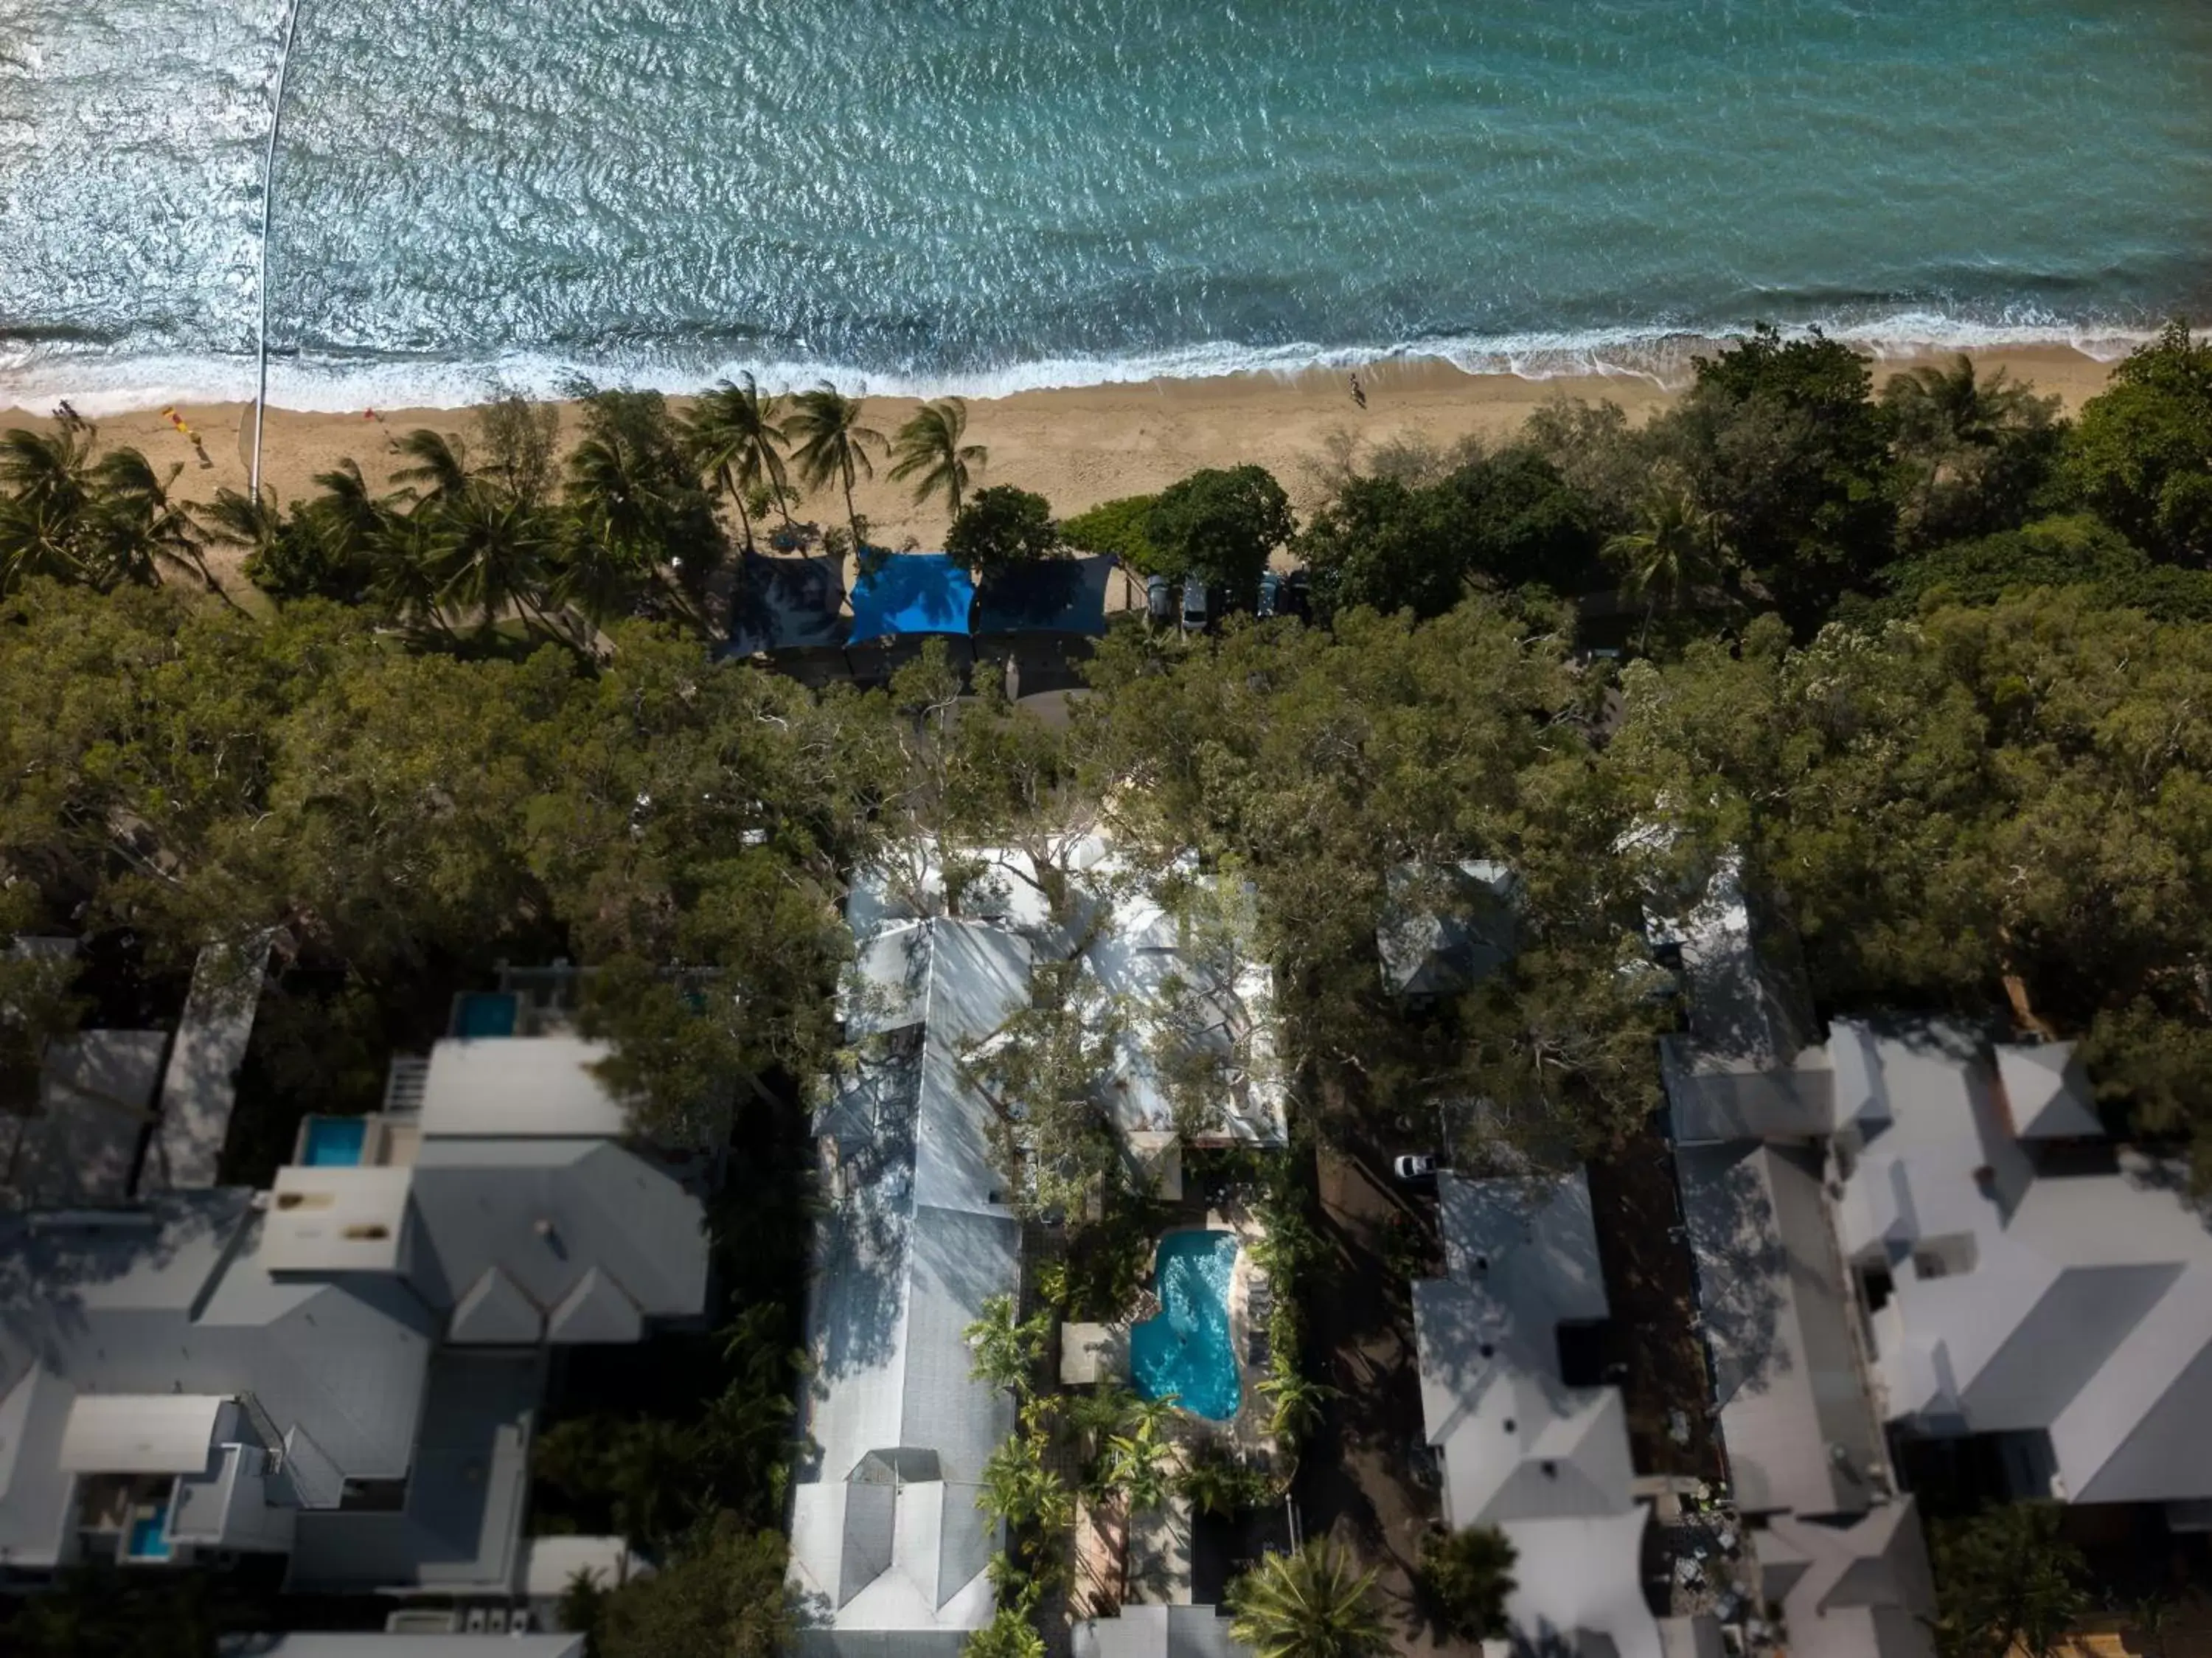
[8,324,2212,1652]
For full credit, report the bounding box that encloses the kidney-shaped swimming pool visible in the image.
[1130,1228,1241,1422]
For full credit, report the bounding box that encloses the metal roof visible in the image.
[1073,1604,1254,1658]
[406,1137,708,1336]
[145,937,271,1194]
[57,1393,228,1474]
[1676,1140,1882,1519]
[793,918,1026,1645]
[417,1035,630,1138]
[0,1193,439,1567]
[1411,1170,1657,1658]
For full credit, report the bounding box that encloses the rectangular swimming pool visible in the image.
[126,1508,171,1560]
[299,1116,368,1167]
[453,991,520,1038]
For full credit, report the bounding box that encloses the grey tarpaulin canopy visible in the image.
[723,552,848,658]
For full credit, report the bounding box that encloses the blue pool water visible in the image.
[127,1510,171,1560]
[1130,1229,1240,1423]
[300,1116,366,1167]
[453,992,519,1038]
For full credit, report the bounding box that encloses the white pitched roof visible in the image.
[1411,1172,1657,1658]
[1994,1041,2101,1140]
[793,918,1026,1645]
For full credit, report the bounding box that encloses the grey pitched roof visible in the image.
[1377,861,1520,999]
[1073,1605,1254,1658]
[406,1137,708,1336]
[1677,1141,1882,1519]
[792,918,1026,1643]
[451,1267,544,1345]
[145,937,271,1194]
[283,1350,539,1593]
[4,1030,170,1209]
[1755,1501,1935,1658]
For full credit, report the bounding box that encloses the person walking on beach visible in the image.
[1349,372,1367,409]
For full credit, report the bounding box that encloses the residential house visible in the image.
[0,980,708,1618]
[787,838,1285,1655]
[1377,860,1521,1002]
[1411,1169,1678,1658]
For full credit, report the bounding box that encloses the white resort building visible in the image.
[788,837,1286,1657]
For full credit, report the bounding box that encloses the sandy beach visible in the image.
[4,347,2121,589]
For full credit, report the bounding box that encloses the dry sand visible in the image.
[5,347,2119,589]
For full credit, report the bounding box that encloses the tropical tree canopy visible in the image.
[1421,1525,1518,1640]
[947,484,1059,577]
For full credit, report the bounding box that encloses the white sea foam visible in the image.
[0,313,2159,418]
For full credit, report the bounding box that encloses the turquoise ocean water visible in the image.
[3,0,2211,409]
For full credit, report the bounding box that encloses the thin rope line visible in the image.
[250,0,307,499]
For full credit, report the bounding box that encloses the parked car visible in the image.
[1146,573,1175,628]
[1180,577,1209,633]
[1281,568,1311,620]
[1392,1153,1439,1182]
[1257,569,1281,619]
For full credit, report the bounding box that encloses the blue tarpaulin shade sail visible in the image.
[849,554,976,642]
[970,555,1112,639]
[726,552,847,656]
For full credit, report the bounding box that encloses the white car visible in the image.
[1393,1153,1439,1181]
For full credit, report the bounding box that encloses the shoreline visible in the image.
[3,344,2124,586]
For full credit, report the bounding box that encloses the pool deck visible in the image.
[1065,1204,1284,1615]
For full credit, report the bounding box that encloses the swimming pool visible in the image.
[453,991,520,1038]
[127,1508,171,1560]
[299,1116,367,1167]
[1130,1229,1240,1422]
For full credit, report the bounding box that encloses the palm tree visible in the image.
[788,383,885,550]
[195,485,283,576]
[683,374,790,552]
[965,1601,1046,1658]
[888,397,987,518]
[964,1292,1051,1396]
[1256,1370,1337,1447]
[366,510,458,638]
[0,425,94,520]
[1882,353,2058,544]
[0,492,85,594]
[1067,1382,1139,1460]
[87,448,216,592]
[1228,1542,1391,1658]
[1884,353,2044,454]
[389,427,471,510]
[1421,1524,1518,1640]
[432,490,560,639]
[1601,482,1728,651]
